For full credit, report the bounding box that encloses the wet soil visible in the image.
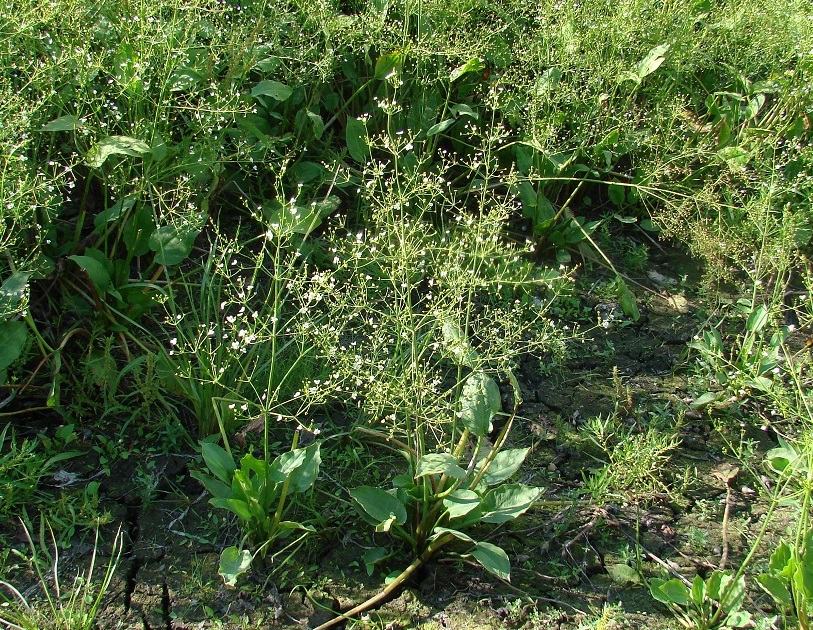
[2,260,796,629]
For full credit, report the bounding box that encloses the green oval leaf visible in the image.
[149,216,205,266]
[350,486,407,531]
[86,136,151,168]
[219,546,252,587]
[346,117,370,163]
[40,115,81,132]
[68,255,112,294]
[200,442,237,484]
[465,542,510,581]
[0,320,27,374]
[481,484,542,523]
[251,80,293,101]
[476,448,529,486]
[416,453,466,479]
[374,52,403,80]
[270,442,321,493]
[443,490,480,519]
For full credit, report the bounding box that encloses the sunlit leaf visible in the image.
[450,57,485,82]
[374,52,403,80]
[40,115,81,132]
[415,453,466,479]
[635,43,669,79]
[465,542,510,580]
[481,484,542,523]
[460,371,501,437]
[443,490,481,519]
[350,486,407,531]
[475,448,529,486]
[219,546,252,587]
[200,442,237,484]
[86,136,151,168]
[251,80,293,101]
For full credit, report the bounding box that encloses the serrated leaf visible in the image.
[415,453,466,479]
[466,542,510,580]
[251,80,293,101]
[40,115,81,132]
[219,546,252,587]
[86,136,151,168]
[346,117,370,163]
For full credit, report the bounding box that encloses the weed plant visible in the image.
[0,522,123,630]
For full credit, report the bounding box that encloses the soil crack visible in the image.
[122,499,142,612]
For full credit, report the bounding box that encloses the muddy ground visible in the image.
[1,259,797,630]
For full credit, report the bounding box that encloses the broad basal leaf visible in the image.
[219,546,252,587]
[200,442,237,484]
[270,442,321,493]
[481,484,542,523]
[475,448,529,486]
[40,115,81,132]
[415,453,466,479]
[635,43,669,79]
[0,321,27,376]
[68,254,112,294]
[450,57,485,82]
[465,542,510,581]
[443,490,481,519]
[350,486,407,531]
[251,80,293,101]
[374,52,403,81]
[0,271,31,315]
[149,215,205,266]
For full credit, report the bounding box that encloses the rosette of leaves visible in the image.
[316,370,540,629]
[650,571,750,629]
[191,440,321,585]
